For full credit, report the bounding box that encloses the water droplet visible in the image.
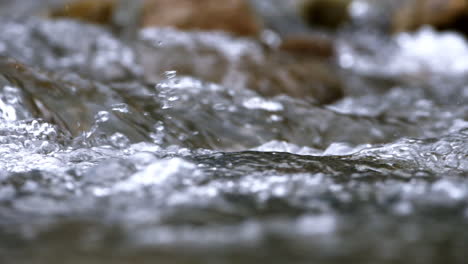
[154,122,165,132]
[95,111,110,123]
[109,133,130,149]
[111,103,129,113]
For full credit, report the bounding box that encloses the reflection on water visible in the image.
[0,1,468,263]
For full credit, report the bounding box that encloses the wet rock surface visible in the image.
[48,0,261,37]
[142,0,261,37]
[49,0,116,25]
[0,1,468,264]
[299,0,352,29]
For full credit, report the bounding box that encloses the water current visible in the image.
[0,1,467,263]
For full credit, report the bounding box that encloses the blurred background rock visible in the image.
[2,0,468,105]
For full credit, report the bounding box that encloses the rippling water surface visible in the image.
[0,1,468,263]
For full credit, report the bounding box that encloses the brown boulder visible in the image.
[245,53,342,104]
[279,35,335,58]
[49,0,116,25]
[393,0,468,32]
[142,0,261,37]
[298,0,352,29]
[48,0,261,37]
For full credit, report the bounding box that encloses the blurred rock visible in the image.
[48,0,261,37]
[279,35,334,58]
[393,0,468,33]
[142,0,261,37]
[299,0,352,29]
[247,53,343,103]
[45,1,341,103]
[49,0,116,25]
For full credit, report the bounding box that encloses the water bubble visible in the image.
[433,142,452,155]
[109,133,130,149]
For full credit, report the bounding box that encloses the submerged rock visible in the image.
[139,28,343,104]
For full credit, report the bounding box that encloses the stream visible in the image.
[0,1,467,263]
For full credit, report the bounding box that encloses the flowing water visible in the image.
[0,1,467,263]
